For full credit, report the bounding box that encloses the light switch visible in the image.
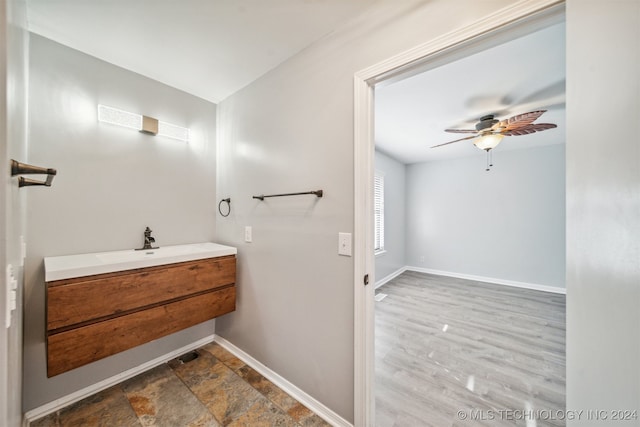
[338,232,352,256]
[245,226,252,243]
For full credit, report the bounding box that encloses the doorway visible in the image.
[353,2,566,425]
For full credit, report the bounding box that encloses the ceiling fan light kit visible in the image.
[432,110,557,172]
[473,133,504,150]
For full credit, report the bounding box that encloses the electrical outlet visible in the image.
[244,226,252,243]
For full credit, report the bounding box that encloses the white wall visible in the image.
[406,145,566,288]
[23,35,218,411]
[374,150,406,283]
[1,0,29,425]
[214,0,514,421]
[566,1,640,424]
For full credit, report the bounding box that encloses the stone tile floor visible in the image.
[32,342,332,427]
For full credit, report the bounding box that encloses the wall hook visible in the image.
[11,159,57,188]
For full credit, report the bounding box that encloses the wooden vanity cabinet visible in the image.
[46,255,236,377]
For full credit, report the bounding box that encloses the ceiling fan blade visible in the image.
[430,134,478,148]
[501,123,557,136]
[515,79,565,106]
[497,110,547,131]
[444,129,477,134]
[464,94,512,114]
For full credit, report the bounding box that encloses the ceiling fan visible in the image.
[431,110,557,171]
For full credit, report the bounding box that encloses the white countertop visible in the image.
[44,242,237,281]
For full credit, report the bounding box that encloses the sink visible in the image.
[45,242,237,281]
[96,244,205,263]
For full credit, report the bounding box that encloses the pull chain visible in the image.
[485,149,494,172]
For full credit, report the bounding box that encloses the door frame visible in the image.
[352,1,565,424]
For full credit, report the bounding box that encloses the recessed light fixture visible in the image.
[97,105,190,142]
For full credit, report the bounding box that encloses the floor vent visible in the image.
[375,293,388,302]
[175,350,199,364]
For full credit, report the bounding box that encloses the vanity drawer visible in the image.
[47,285,235,377]
[47,256,236,331]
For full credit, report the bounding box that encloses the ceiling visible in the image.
[375,22,566,164]
[26,1,564,162]
[26,0,377,103]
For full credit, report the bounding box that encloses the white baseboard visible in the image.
[213,335,353,427]
[405,266,566,294]
[375,266,407,289]
[24,334,217,425]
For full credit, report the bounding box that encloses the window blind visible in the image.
[374,174,385,253]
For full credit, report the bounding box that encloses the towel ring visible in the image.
[218,198,231,217]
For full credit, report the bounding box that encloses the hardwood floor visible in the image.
[375,271,566,427]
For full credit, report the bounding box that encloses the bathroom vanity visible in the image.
[44,243,237,377]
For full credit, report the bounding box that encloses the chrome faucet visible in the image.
[136,226,159,250]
